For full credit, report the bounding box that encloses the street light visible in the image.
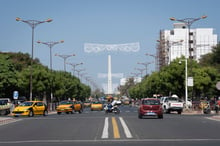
[145,53,159,71]
[66,62,83,75]
[170,15,207,108]
[37,40,64,101]
[55,54,75,72]
[75,69,86,78]
[16,17,52,100]
[137,61,154,76]
[130,72,141,77]
[169,15,207,70]
[135,68,145,79]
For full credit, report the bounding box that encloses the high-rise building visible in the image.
[157,23,218,70]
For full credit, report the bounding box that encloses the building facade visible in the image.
[157,23,218,70]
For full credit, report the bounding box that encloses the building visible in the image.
[157,23,218,70]
[120,77,142,86]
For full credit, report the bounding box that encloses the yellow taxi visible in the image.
[56,100,74,114]
[73,101,83,113]
[90,101,103,111]
[12,101,48,117]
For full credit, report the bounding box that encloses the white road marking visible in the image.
[119,117,133,138]
[1,138,220,144]
[101,117,133,139]
[101,117,109,138]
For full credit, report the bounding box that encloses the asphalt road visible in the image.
[0,106,220,146]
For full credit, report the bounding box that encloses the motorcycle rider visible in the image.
[106,98,118,112]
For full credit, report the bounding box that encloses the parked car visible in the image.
[138,98,163,119]
[90,101,103,111]
[12,101,48,117]
[0,98,12,115]
[56,100,74,114]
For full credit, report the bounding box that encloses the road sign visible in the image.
[187,77,193,87]
[13,91,19,100]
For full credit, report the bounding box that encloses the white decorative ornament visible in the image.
[84,42,140,53]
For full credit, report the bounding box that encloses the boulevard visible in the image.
[0,106,220,146]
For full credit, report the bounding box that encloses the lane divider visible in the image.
[112,117,120,139]
[101,117,132,139]
[101,117,109,138]
[119,117,133,138]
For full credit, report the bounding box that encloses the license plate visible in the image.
[146,112,156,115]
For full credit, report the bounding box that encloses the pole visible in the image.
[16,17,52,100]
[55,54,75,72]
[185,58,188,109]
[37,40,64,101]
[170,15,207,109]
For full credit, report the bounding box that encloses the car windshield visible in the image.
[0,100,8,105]
[60,101,73,105]
[143,100,160,105]
[93,101,101,104]
[19,101,34,106]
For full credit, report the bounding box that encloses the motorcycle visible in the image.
[104,104,120,114]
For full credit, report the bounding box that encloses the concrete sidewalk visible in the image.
[0,117,21,126]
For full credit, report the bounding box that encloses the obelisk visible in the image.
[107,55,113,95]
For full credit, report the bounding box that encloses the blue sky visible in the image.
[0,0,219,92]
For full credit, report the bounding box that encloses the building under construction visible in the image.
[157,23,217,70]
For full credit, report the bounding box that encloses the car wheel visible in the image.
[158,115,163,119]
[115,108,120,114]
[43,110,48,116]
[163,107,167,113]
[57,112,61,115]
[138,114,142,119]
[28,110,34,117]
[177,110,182,114]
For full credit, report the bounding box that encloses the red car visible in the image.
[138,98,163,119]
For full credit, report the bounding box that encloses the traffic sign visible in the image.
[13,91,19,100]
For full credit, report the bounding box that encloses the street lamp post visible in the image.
[135,68,145,79]
[170,15,207,108]
[16,17,52,100]
[170,15,207,62]
[37,40,64,101]
[75,69,86,78]
[145,53,159,71]
[55,54,75,72]
[79,72,88,82]
[66,62,83,76]
[137,62,154,76]
[130,72,141,77]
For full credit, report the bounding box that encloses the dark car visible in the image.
[138,98,163,119]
